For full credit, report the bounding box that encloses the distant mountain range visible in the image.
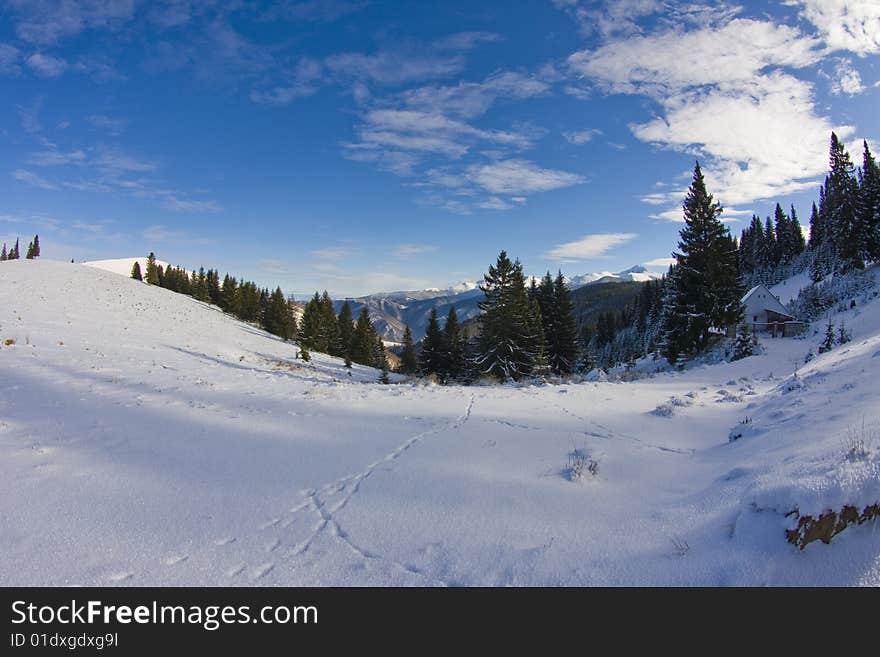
[336,266,663,342]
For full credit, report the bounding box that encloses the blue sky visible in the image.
[1,1,878,297]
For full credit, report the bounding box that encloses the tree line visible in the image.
[0,235,40,261]
[132,252,297,342]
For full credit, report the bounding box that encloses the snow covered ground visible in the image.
[1,260,878,586]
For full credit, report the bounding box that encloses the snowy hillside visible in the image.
[1,259,878,586]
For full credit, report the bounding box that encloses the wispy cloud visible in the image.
[432,31,502,51]
[392,243,437,258]
[544,232,638,261]
[12,168,58,190]
[467,159,584,195]
[310,246,353,260]
[0,43,21,75]
[88,114,130,136]
[829,57,865,95]
[563,128,602,145]
[644,256,676,268]
[26,52,67,77]
[5,0,135,45]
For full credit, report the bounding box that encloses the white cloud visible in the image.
[325,51,465,85]
[544,232,638,261]
[6,0,135,45]
[787,0,880,56]
[27,149,87,166]
[644,257,676,268]
[569,18,824,94]
[830,58,865,95]
[467,159,585,195]
[399,71,549,120]
[12,168,58,190]
[392,243,437,258]
[0,44,20,75]
[26,52,68,77]
[88,114,130,135]
[250,57,324,106]
[563,128,602,145]
[310,246,352,260]
[566,15,853,219]
[432,31,502,51]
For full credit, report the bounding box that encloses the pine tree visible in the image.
[9,238,20,260]
[25,240,34,259]
[145,252,159,285]
[264,287,295,340]
[31,234,40,258]
[337,301,355,362]
[475,251,537,380]
[131,261,143,281]
[0,244,7,261]
[320,292,342,356]
[661,163,743,363]
[733,323,754,360]
[399,325,418,375]
[826,132,864,272]
[350,308,377,367]
[299,293,322,351]
[419,307,444,376]
[300,344,310,361]
[546,271,578,375]
[820,318,835,353]
[789,206,806,256]
[859,140,880,261]
[442,306,465,380]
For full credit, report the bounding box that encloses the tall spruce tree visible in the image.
[264,287,295,340]
[399,325,418,375]
[9,238,19,260]
[442,305,465,380]
[826,132,863,272]
[419,307,445,375]
[350,308,377,367]
[31,234,40,258]
[547,271,578,375]
[859,140,880,261]
[1,243,7,261]
[337,301,355,362]
[145,252,159,284]
[661,162,743,363]
[130,261,143,281]
[475,251,538,380]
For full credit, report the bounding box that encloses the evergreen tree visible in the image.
[31,234,40,258]
[442,306,465,380]
[264,286,295,340]
[399,325,418,375]
[25,240,34,259]
[350,308,377,367]
[221,275,238,314]
[661,163,743,363]
[419,307,445,375]
[130,261,143,281]
[0,243,7,261]
[546,271,578,375]
[319,292,342,356]
[337,301,355,362]
[859,140,880,261]
[300,344,310,361]
[733,323,754,360]
[9,238,19,260]
[826,132,864,272]
[789,206,806,256]
[145,252,159,284]
[820,318,835,353]
[475,251,538,380]
[298,293,322,351]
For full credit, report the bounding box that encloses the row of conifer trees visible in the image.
[0,235,40,261]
